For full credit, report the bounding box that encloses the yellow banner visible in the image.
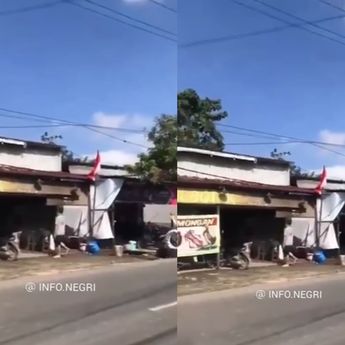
[178,189,259,206]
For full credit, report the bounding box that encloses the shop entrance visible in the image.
[220,207,285,260]
[0,196,56,250]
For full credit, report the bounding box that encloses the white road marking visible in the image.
[149,301,177,312]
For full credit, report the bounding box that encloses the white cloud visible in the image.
[319,129,345,145]
[91,111,153,149]
[92,112,151,130]
[83,112,155,166]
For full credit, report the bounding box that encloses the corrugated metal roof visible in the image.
[0,165,88,182]
[178,175,315,195]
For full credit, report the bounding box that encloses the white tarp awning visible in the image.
[287,192,345,250]
[316,192,345,249]
[63,178,124,240]
[284,218,315,247]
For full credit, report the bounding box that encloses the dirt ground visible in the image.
[0,250,157,281]
[178,261,345,296]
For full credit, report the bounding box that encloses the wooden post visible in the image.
[90,182,97,239]
[216,205,221,271]
[317,193,323,249]
[336,217,341,263]
[87,187,92,238]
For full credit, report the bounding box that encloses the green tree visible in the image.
[178,89,228,151]
[127,114,177,183]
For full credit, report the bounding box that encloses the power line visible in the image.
[219,124,345,148]
[224,141,305,146]
[319,0,345,13]
[227,0,345,48]
[0,107,148,148]
[68,1,176,42]
[180,13,345,48]
[251,0,345,40]
[83,0,176,36]
[0,0,62,16]
[219,124,345,158]
[148,0,177,13]
[0,109,147,133]
[0,120,146,133]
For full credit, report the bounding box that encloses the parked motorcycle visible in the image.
[0,234,20,261]
[227,242,252,270]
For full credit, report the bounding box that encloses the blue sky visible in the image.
[179,0,345,177]
[0,0,176,164]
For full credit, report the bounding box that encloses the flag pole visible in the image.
[88,151,101,239]
[91,179,97,239]
[317,191,323,249]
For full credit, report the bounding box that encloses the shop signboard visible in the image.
[173,214,220,257]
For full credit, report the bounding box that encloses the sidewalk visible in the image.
[0,251,158,281]
[178,261,345,296]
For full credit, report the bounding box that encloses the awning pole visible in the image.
[216,205,221,271]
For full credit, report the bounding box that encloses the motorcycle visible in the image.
[0,234,20,261]
[227,242,252,270]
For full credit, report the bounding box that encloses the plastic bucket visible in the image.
[313,250,326,264]
[87,241,100,255]
[115,245,124,257]
[339,255,345,266]
[129,241,137,251]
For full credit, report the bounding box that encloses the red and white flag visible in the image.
[315,166,327,195]
[87,151,101,182]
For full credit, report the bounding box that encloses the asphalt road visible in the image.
[178,273,345,345]
[0,259,177,345]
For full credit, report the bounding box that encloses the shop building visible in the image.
[177,147,315,259]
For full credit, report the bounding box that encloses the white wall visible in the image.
[297,179,345,191]
[178,155,290,186]
[69,165,130,177]
[144,205,177,226]
[0,149,62,172]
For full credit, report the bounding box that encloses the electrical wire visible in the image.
[68,1,176,42]
[148,0,176,13]
[0,0,62,16]
[251,0,345,40]
[0,109,147,133]
[224,141,304,146]
[0,107,148,148]
[319,0,345,13]
[218,124,345,158]
[228,0,345,47]
[179,11,345,48]
[180,12,345,48]
[83,0,176,36]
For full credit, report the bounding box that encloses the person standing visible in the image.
[53,206,70,258]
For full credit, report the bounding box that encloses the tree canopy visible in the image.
[127,114,177,183]
[178,89,228,151]
[128,89,229,182]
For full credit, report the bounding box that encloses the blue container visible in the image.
[87,241,100,255]
[313,250,326,264]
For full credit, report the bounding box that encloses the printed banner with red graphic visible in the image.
[175,214,220,257]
